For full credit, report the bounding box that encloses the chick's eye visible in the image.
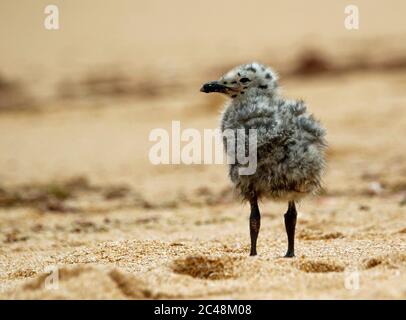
[240,77,250,83]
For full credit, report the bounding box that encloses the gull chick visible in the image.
[201,62,327,257]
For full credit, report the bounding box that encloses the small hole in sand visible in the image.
[172,255,240,280]
[363,257,383,269]
[297,259,345,273]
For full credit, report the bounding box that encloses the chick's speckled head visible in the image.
[200,62,279,99]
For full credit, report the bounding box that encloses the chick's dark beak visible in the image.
[200,81,228,93]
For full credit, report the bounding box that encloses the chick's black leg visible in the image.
[284,200,297,258]
[249,195,261,256]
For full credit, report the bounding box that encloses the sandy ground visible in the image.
[0,69,405,299]
[0,0,406,299]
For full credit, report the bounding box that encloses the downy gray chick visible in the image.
[200,62,327,257]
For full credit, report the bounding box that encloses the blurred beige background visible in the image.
[1,0,406,98]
